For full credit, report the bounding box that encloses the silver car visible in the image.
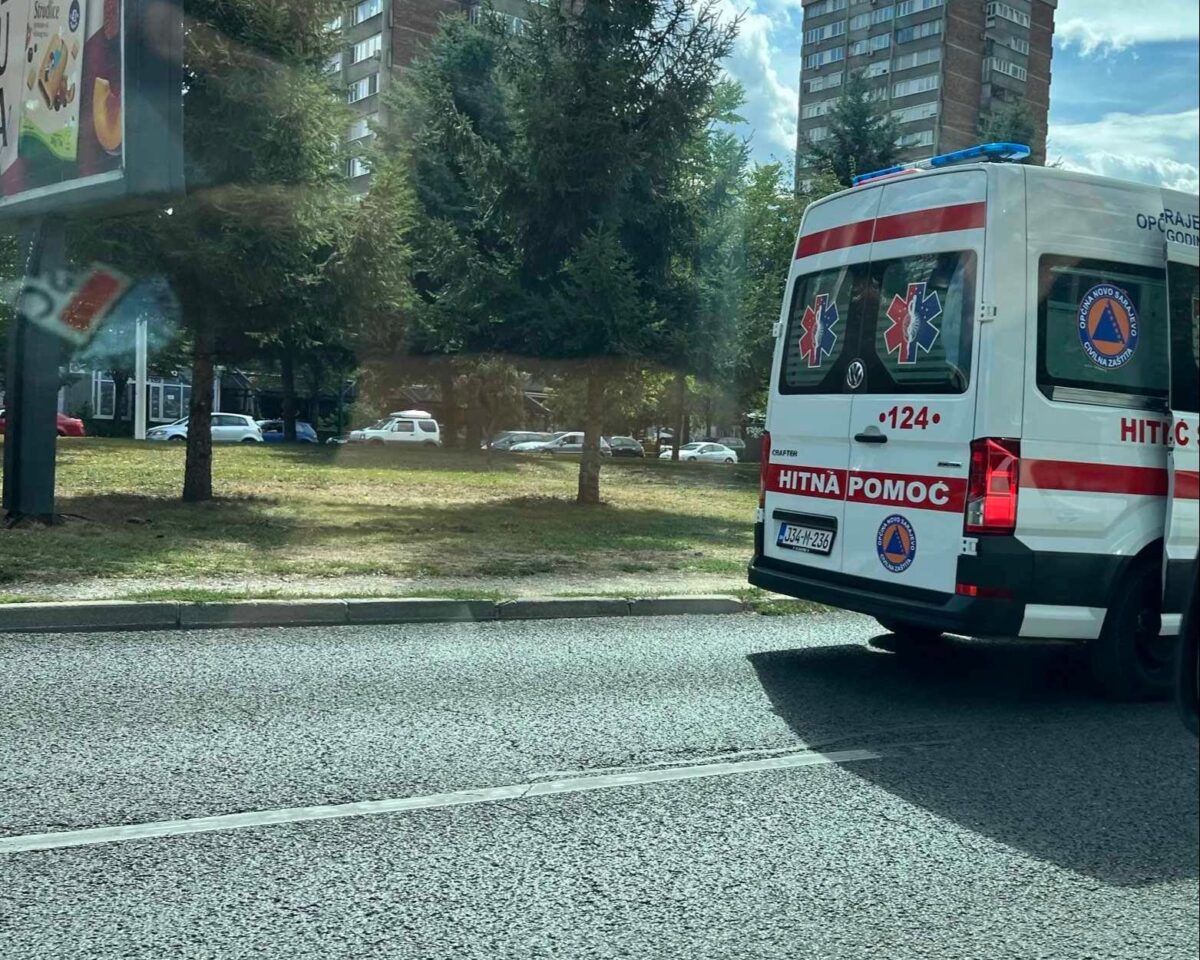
[146,414,264,443]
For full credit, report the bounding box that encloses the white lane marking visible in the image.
[0,749,879,854]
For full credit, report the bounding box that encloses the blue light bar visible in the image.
[852,142,1031,186]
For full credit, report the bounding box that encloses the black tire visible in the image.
[168,435,185,442]
[368,439,384,447]
[723,457,735,464]
[423,441,437,448]
[1087,560,1173,701]
[875,618,944,645]
[241,437,257,443]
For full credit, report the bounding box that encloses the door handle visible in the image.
[854,427,887,444]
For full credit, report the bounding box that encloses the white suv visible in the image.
[349,409,442,446]
[146,414,264,443]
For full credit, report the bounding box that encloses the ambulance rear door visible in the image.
[1163,188,1200,616]
[841,170,987,595]
[761,186,882,575]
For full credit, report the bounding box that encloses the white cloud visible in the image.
[715,2,802,163]
[1055,0,1199,56]
[1047,108,1200,192]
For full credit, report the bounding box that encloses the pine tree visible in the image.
[802,71,900,188]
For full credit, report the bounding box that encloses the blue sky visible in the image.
[719,0,1200,192]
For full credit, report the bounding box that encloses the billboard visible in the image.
[0,0,182,218]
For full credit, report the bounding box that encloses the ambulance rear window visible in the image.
[863,251,976,394]
[1037,256,1169,403]
[1168,262,1199,414]
[779,264,858,393]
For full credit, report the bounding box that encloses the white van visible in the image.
[748,144,1200,699]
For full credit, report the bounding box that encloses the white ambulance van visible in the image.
[747,143,1200,700]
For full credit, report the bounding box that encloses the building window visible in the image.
[892,101,939,123]
[895,0,944,15]
[986,1,1031,28]
[804,20,847,44]
[92,373,116,418]
[869,33,891,51]
[352,0,382,25]
[803,47,846,70]
[863,60,890,77]
[326,15,342,32]
[893,73,940,98]
[806,0,848,16]
[348,73,379,103]
[325,52,342,74]
[806,126,830,142]
[1008,36,1030,55]
[850,13,870,30]
[352,33,382,64]
[871,5,895,24]
[893,46,942,71]
[850,39,868,56]
[347,115,377,141]
[806,71,844,93]
[801,98,838,119]
[896,19,942,43]
[348,157,370,179]
[897,130,935,148]
[984,56,1028,81]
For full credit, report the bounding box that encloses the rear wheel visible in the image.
[875,618,944,645]
[1088,560,1173,701]
[723,457,734,464]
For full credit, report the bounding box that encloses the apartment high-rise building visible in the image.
[795,0,1056,175]
[329,0,533,190]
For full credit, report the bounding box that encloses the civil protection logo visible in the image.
[1078,283,1138,369]
[876,514,916,573]
[884,282,941,365]
[799,293,839,368]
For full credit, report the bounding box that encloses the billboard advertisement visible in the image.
[0,0,181,217]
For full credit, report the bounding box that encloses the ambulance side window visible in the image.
[779,264,862,394]
[864,251,976,394]
[1167,263,1199,414]
[1037,256,1169,404]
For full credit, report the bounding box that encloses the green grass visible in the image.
[0,439,759,598]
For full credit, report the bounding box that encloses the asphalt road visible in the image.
[1,613,1196,960]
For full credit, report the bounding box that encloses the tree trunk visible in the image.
[281,348,297,442]
[577,369,604,505]
[182,324,215,502]
[671,372,685,462]
[438,362,459,449]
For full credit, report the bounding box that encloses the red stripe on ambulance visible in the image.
[795,201,986,259]
[765,464,966,512]
[1021,460,1169,497]
[1175,470,1200,500]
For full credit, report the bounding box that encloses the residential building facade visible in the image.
[795,0,1056,175]
[330,0,534,191]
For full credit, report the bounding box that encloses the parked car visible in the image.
[485,430,554,451]
[0,409,86,437]
[257,420,318,443]
[348,410,441,446]
[511,432,612,456]
[146,413,263,443]
[605,436,645,458]
[717,437,747,455]
[658,442,738,464]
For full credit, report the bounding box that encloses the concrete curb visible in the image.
[0,594,752,634]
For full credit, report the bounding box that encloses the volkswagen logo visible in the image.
[846,359,866,389]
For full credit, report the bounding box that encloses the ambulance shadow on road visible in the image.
[748,636,1199,886]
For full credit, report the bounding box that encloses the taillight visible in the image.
[965,438,1020,534]
[758,431,771,507]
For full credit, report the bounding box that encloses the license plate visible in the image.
[777,523,834,555]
